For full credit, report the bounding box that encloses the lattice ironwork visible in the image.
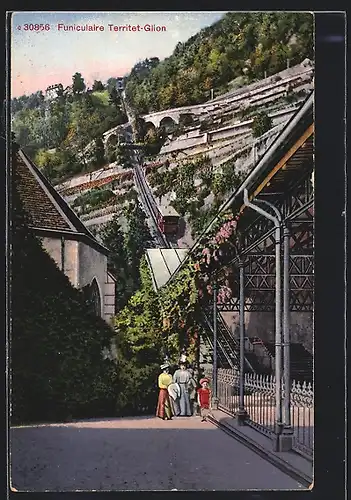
[237,213,313,261]
[208,128,314,313]
[283,170,314,221]
[216,252,314,312]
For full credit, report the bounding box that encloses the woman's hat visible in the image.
[160,363,169,370]
[200,377,209,385]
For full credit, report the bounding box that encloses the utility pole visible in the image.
[210,88,214,100]
[212,282,219,409]
[237,261,248,424]
[212,283,217,395]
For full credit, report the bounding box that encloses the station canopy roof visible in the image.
[145,248,189,291]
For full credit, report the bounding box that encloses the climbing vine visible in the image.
[158,210,242,364]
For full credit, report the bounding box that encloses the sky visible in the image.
[10,11,226,97]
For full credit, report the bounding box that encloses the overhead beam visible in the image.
[251,123,314,199]
[238,123,314,215]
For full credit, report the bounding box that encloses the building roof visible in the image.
[14,148,109,256]
[145,248,189,291]
[158,203,179,218]
[158,192,179,217]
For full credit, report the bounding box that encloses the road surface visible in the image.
[10,416,306,491]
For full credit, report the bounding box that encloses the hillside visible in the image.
[124,12,314,114]
[10,12,313,186]
[57,60,313,250]
[11,79,127,184]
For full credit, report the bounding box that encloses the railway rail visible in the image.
[133,160,170,248]
[121,96,178,251]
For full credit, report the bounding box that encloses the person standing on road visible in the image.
[197,378,212,422]
[156,364,173,420]
[187,367,198,416]
[172,361,192,416]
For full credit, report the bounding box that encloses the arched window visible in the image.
[83,278,102,317]
[90,279,101,317]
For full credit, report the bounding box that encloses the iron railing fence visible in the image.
[217,368,313,459]
[289,379,314,457]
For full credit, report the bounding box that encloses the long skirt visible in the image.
[156,388,173,420]
[178,383,192,416]
[169,396,177,416]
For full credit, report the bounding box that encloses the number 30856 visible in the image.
[23,24,50,31]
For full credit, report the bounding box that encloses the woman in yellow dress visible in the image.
[156,363,173,420]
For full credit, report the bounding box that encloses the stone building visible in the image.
[45,84,64,100]
[14,148,116,324]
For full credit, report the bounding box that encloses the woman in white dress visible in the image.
[172,362,192,416]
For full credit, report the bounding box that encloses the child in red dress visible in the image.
[197,377,212,422]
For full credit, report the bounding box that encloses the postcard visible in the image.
[8,10,315,492]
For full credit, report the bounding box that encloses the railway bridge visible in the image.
[141,62,313,130]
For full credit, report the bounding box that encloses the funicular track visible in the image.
[133,160,170,248]
[123,98,250,372]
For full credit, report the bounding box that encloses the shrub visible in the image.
[251,111,273,138]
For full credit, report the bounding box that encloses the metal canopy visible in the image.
[145,248,189,291]
[217,121,314,313]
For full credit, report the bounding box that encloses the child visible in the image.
[197,377,212,422]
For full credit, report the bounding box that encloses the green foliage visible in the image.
[92,135,106,167]
[91,90,109,107]
[11,73,127,179]
[108,87,121,109]
[113,258,164,415]
[149,155,243,237]
[124,12,313,114]
[92,80,105,92]
[99,216,130,312]
[34,147,81,183]
[251,110,273,138]
[115,145,132,169]
[73,188,115,214]
[72,72,86,94]
[111,253,203,415]
[106,77,118,93]
[11,161,119,424]
[11,91,45,113]
[123,202,152,289]
[98,201,152,311]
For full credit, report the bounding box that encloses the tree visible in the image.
[124,202,152,289]
[106,77,118,93]
[92,80,105,92]
[115,145,132,169]
[108,87,121,109]
[72,72,86,94]
[122,12,313,113]
[99,216,130,311]
[34,148,62,179]
[105,141,117,164]
[92,135,105,167]
[251,111,273,137]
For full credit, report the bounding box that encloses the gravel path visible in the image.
[10,416,306,491]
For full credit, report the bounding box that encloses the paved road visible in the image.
[10,416,306,492]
